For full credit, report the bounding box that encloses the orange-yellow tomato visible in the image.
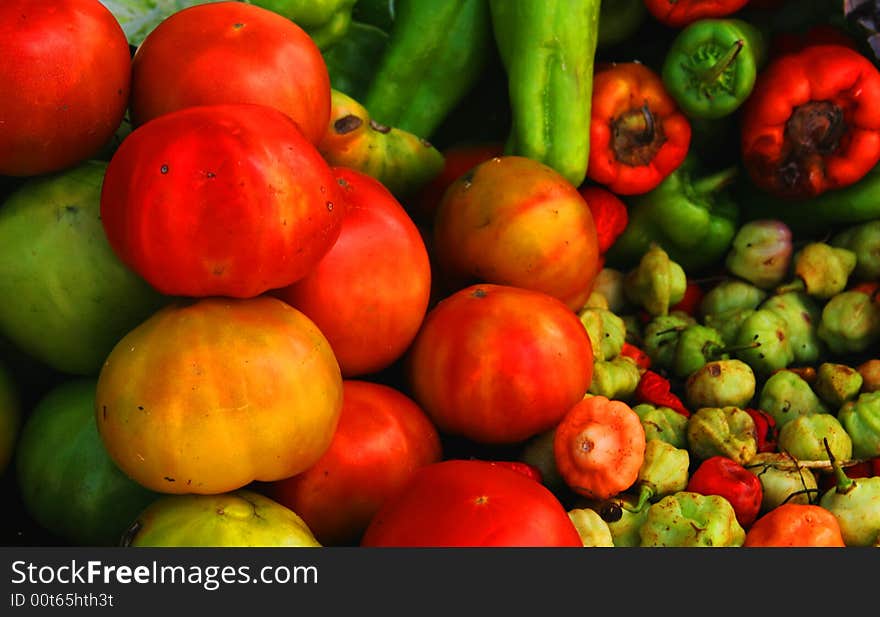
[433,155,601,311]
[96,296,343,495]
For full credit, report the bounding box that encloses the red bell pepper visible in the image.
[588,62,691,196]
[741,44,880,199]
[643,0,750,29]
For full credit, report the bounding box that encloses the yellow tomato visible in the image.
[96,296,343,495]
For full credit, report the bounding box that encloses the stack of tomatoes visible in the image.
[0,0,611,547]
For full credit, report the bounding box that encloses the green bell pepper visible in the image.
[605,156,740,273]
[662,18,766,120]
[362,0,493,140]
[489,0,601,187]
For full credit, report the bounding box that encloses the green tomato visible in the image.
[16,379,158,546]
[0,161,167,376]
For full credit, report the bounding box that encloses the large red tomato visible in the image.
[406,284,594,445]
[100,103,343,298]
[129,1,330,145]
[0,0,131,176]
[361,459,582,547]
[275,168,432,377]
[264,380,442,546]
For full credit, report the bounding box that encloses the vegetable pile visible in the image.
[2,0,880,548]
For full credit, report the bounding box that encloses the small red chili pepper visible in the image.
[850,280,879,297]
[634,369,690,417]
[485,460,544,484]
[669,280,704,316]
[686,455,763,528]
[620,341,652,371]
[643,0,750,29]
[578,185,629,254]
[741,44,880,199]
[588,62,691,196]
[745,407,778,453]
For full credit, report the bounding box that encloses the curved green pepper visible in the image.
[606,156,740,273]
[322,21,390,101]
[489,0,600,187]
[662,18,766,120]
[247,0,357,49]
[363,0,493,140]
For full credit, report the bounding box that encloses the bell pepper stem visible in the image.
[692,166,739,195]
[697,39,745,86]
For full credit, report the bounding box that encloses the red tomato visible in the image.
[0,0,131,176]
[406,284,594,445]
[100,103,343,298]
[264,380,442,546]
[129,1,330,145]
[275,168,432,377]
[361,459,582,547]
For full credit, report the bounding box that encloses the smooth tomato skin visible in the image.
[406,284,594,445]
[361,460,583,547]
[130,1,330,145]
[0,0,131,176]
[100,103,343,298]
[96,296,344,495]
[265,380,442,546]
[433,156,601,311]
[275,168,432,377]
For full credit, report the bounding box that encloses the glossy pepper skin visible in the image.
[686,455,763,528]
[644,0,750,29]
[662,18,766,120]
[819,447,880,546]
[490,0,600,187]
[638,491,746,547]
[740,44,880,200]
[605,156,738,273]
[588,62,691,195]
[363,0,493,140]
